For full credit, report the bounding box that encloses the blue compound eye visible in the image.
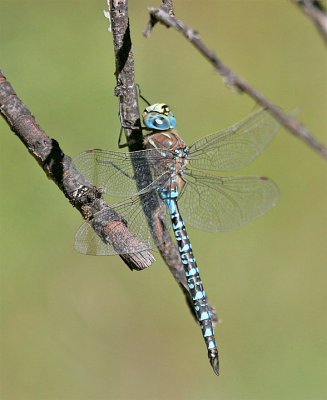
[143,107,177,131]
[145,114,171,130]
[168,114,177,129]
[153,116,170,129]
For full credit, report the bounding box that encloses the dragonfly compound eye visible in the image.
[145,114,171,131]
[154,117,167,127]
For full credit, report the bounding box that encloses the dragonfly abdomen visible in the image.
[160,188,219,375]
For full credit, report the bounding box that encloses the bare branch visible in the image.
[145,7,327,161]
[108,0,218,323]
[292,0,327,45]
[0,71,155,271]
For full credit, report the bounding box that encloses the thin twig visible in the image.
[0,71,155,271]
[108,0,218,324]
[292,0,327,45]
[145,7,327,161]
[143,0,175,38]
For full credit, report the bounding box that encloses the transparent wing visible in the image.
[75,190,168,255]
[75,217,118,256]
[179,170,279,232]
[188,108,280,171]
[73,148,173,197]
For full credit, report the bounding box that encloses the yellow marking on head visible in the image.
[144,103,170,116]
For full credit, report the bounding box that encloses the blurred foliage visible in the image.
[1,1,326,399]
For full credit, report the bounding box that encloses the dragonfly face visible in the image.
[143,103,177,131]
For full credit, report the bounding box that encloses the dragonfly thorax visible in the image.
[144,130,188,195]
[144,130,187,153]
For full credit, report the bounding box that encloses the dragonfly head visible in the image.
[143,103,177,131]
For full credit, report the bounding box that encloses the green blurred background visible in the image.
[1,1,326,399]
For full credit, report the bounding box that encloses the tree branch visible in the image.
[292,0,327,45]
[108,0,218,324]
[145,6,327,161]
[0,71,155,271]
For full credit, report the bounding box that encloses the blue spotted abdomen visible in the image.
[160,188,219,374]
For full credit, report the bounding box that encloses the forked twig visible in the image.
[143,0,175,38]
[144,6,327,161]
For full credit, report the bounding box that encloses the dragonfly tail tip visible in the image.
[210,355,220,376]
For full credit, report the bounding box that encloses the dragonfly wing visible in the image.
[75,217,117,256]
[73,148,171,197]
[189,108,280,171]
[179,170,279,232]
[75,190,167,255]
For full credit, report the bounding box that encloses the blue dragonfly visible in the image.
[74,103,280,375]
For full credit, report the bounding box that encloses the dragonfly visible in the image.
[74,103,280,375]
